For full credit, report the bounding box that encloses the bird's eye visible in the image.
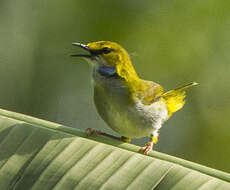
[102,47,112,54]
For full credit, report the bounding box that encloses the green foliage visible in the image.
[0,108,229,190]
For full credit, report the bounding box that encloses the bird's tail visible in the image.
[171,82,199,92]
[162,82,198,117]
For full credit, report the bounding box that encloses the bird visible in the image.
[71,41,198,154]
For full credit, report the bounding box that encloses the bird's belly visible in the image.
[93,81,168,138]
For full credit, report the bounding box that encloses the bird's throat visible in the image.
[98,65,117,77]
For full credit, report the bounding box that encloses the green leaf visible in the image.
[0,108,229,190]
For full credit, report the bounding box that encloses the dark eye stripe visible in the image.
[90,47,113,55]
[102,47,112,54]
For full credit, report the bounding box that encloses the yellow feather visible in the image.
[87,41,198,117]
[162,82,198,118]
[88,41,163,102]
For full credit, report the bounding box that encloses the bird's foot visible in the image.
[140,141,154,155]
[86,128,101,136]
[86,128,122,141]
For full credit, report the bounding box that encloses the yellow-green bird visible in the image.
[72,41,198,154]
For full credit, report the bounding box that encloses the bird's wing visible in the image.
[140,80,164,105]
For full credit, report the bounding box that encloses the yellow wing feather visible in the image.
[137,80,164,105]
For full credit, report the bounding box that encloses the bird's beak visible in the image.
[71,42,92,58]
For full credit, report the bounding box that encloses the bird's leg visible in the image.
[86,128,119,139]
[86,128,130,142]
[140,131,159,155]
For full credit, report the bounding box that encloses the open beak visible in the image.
[71,42,92,58]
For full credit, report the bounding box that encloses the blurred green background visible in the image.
[0,0,229,172]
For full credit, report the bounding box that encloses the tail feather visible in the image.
[162,82,198,118]
[172,82,199,91]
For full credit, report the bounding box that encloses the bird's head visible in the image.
[72,41,138,81]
